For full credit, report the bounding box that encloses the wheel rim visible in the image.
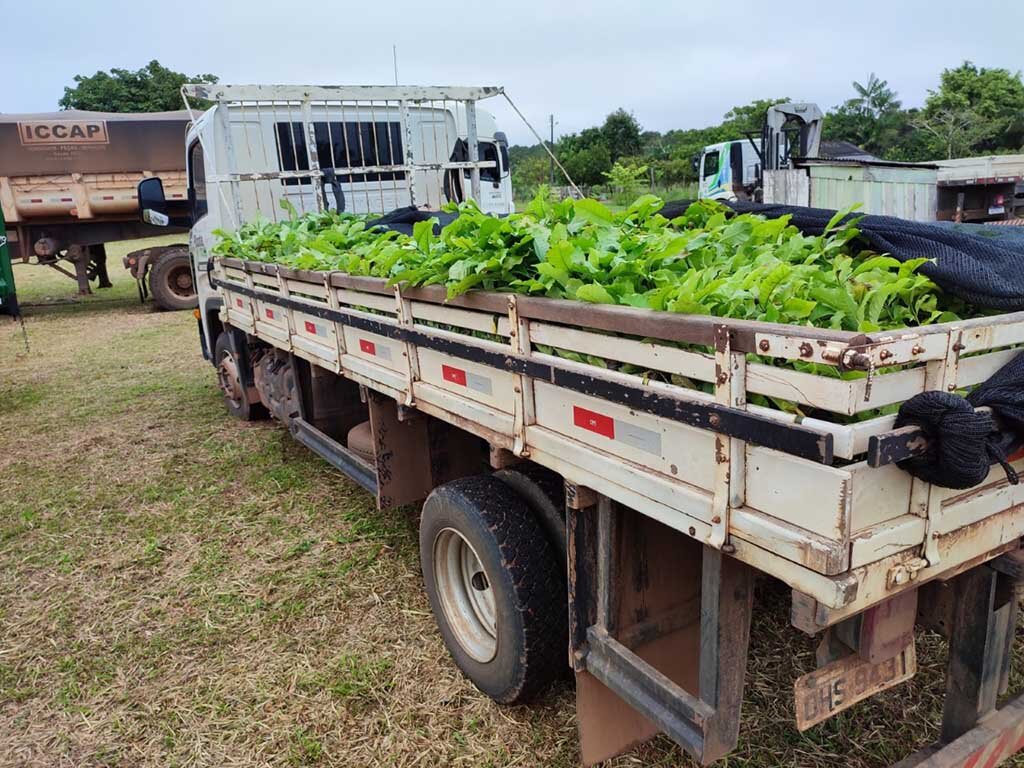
[165,264,194,299]
[433,527,497,663]
[216,349,244,410]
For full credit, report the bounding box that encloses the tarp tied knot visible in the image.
[895,391,1019,489]
[893,352,1024,489]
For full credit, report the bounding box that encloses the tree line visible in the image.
[510,61,1024,195]
[57,60,1024,199]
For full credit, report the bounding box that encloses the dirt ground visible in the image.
[2,245,1022,767]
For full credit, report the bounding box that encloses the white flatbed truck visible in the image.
[138,83,1024,766]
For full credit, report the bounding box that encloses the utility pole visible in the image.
[393,45,398,85]
[549,114,555,185]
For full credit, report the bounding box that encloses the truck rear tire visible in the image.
[420,475,567,704]
[494,464,567,556]
[214,331,266,421]
[150,248,197,311]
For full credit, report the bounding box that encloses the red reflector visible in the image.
[359,339,376,355]
[30,198,42,203]
[304,320,317,334]
[442,364,467,386]
[235,298,243,308]
[102,195,114,200]
[60,197,73,202]
[573,406,615,439]
[265,308,275,319]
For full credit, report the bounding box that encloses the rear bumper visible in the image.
[894,692,1024,768]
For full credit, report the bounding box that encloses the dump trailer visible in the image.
[935,154,1024,223]
[0,206,16,318]
[0,109,196,309]
[140,84,1024,767]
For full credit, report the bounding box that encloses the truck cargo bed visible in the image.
[213,256,1024,620]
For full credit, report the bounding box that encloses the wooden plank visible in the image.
[410,300,510,337]
[417,346,516,414]
[794,642,916,731]
[744,447,850,542]
[942,566,999,742]
[849,461,913,533]
[730,507,848,575]
[517,293,861,352]
[849,514,924,569]
[700,548,754,762]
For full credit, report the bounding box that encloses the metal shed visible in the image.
[765,159,938,221]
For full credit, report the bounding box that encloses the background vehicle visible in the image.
[935,154,1024,222]
[698,138,762,201]
[698,103,939,221]
[141,84,1024,767]
[0,109,195,310]
[0,206,16,317]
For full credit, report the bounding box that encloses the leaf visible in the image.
[782,297,817,318]
[575,283,615,304]
[573,198,614,226]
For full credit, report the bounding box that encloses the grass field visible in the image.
[2,247,1023,767]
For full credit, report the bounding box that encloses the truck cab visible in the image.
[698,139,761,201]
[140,88,514,361]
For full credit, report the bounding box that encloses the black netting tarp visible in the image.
[367,206,459,236]
[660,200,1024,312]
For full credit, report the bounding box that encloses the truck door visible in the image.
[700,147,724,200]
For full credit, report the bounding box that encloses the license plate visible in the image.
[794,643,916,730]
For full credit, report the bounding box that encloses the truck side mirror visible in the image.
[139,177,170,226]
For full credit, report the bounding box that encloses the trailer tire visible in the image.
[420,475,566,704]
[149,248,197,311]
[214,331,266,421]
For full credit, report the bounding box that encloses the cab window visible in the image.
[188,140,208,219]
[275,121,404,185]
[702,150,720,179]
[480,142,500,183]
[462,141,503,183]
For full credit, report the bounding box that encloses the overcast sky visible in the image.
[2,0,1021,145]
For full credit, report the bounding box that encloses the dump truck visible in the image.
[0,109,196,309]
[139,83,1024,767]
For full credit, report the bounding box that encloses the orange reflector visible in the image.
[193,309,201,320]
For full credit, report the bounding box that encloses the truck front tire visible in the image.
[420,475,567,704]
[214,331,266,421]
[150,248,197,311]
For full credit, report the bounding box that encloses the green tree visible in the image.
[600,108,643,160]
[560,142,612,188]
[825,75,909,158]
[720,98,793,135]
[922,61,1024,153]
[59,60,218,112]
[915,106,993,159]
[850,73,901,116]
